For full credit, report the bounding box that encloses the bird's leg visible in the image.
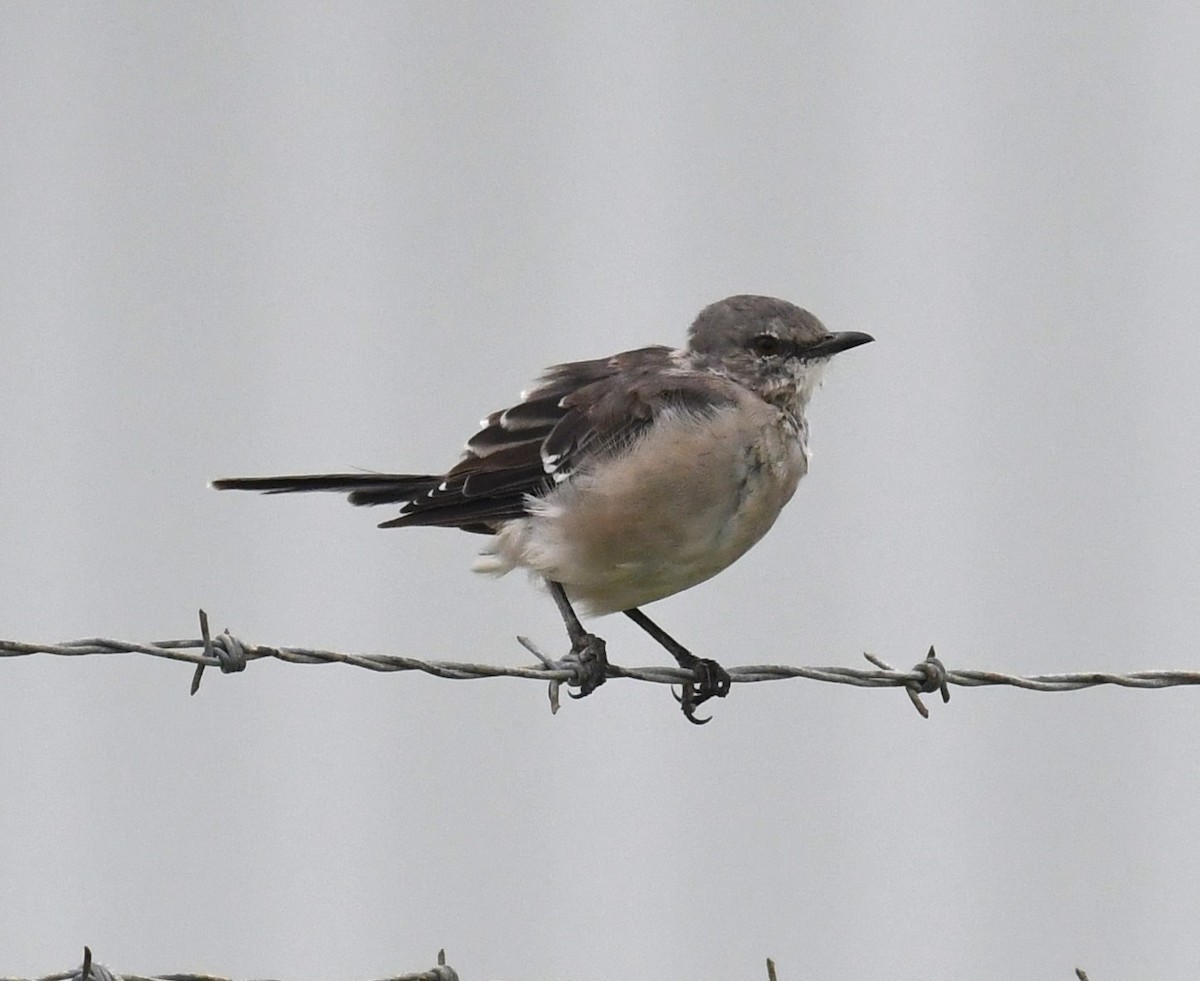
[548,580,609,697]
[622,607,731,724]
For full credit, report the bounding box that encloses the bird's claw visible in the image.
[672,657,731,724]
[565,630,609,698]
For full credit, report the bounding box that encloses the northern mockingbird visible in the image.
[213,295,872,722]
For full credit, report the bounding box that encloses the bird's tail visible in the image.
[211,473,441,507]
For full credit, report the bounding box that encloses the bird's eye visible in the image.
[749,334,784,357]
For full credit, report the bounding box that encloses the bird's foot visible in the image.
[546,580,610,699]
[565,629,609,698]
[671,653,732,725]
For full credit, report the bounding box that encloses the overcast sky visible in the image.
[3,3,1200,980]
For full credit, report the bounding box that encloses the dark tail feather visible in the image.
[210,473,441,507]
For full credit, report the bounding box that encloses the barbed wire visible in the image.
[3,946,459,981]
[3,609,1199,719]
[0,948,1099,981]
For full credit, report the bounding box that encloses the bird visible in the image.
[212,295,873,722]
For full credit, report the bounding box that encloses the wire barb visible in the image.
[864,647,950,718]
[46,946,121,981]
[191,610,248,695]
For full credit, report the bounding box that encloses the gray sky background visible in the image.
[3,3,1200,979]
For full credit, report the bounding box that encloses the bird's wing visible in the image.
[382,345,741,531]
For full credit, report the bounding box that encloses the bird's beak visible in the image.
[805,330,874,359]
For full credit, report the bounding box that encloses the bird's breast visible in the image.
[478,400,808,615]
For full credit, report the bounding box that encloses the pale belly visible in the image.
[474,403,808,614]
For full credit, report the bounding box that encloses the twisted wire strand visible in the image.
[4,946,458,981]
[3,610,1199,718]
[0,947,1096,980]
